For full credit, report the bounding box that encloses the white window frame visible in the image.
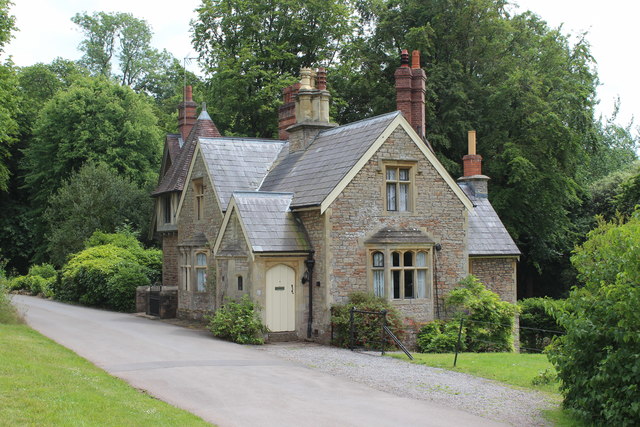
[385,164,414,212]
[195,251,207,292]
[368,248,432,300]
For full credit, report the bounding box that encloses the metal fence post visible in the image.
[381,310,387,355]
[349,306,355,351]
[453,316,464,367]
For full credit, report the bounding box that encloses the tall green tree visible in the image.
[72,11,174,89]
[0,0,18,192]
[44,162,154,267]
[22,76,162,208]
[192,0,356,137]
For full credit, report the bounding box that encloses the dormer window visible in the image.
[386,165,412,212]
[162,194,172,224]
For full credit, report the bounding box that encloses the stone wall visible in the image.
[469,257,517,304]
[326,125,468,326]
[161,232,178,286]
[176,151,225,319]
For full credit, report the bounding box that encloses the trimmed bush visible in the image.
[446,275,517,352]
[417,320,465,353]
[206,295,266,344]
[57,231,161,311]
[331,292,405,350]
[518,297,565,352]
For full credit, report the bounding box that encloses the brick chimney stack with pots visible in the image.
[458,130,489,197]
[178,85,198,140]
[395,50,426,137]
[285,67,336,151]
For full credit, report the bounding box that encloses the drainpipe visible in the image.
[304,251,316,339]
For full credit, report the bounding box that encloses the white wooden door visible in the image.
[266,264,295,332]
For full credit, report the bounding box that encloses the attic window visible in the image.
[193,179,204,220]
[386,165,412,212]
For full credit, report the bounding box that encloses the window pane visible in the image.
[399,183,409,211]
[373,251,384,267]
[196,253,206,265]
[387,183,396,210]
[417,270,426,298]
[374,270,384,297]
[386,168,396,180]
[237,276,243,291]
[392,270,400,299]
[392,252,400,267]
[399,168,409,181]
[197,269,206,291]
[404,251,413,267]
[404,270,414,298]
[416,251,427,267]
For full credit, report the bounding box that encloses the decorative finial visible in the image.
[201,102,207,112]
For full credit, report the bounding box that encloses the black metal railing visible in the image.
[348,307,414,360]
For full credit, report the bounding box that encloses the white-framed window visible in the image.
[195,252,207,292]
[193,179,204,221]
[179,249,191,291]
[372,251,385,297]
[369,249,431,299]
[386,165,412,212]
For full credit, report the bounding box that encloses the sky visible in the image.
[4,0,639,128]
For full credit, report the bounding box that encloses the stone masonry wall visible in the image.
[297,210,329,342]
[327,125,468,325]
[470,257,517,304]
[161,233,178,286]
[176,151,225,319]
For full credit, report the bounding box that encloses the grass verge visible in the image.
[0,324,211,426]
[390,352,589,426]
[389,352,559,394]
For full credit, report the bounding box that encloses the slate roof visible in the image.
[260,111,400,207]
[153,110,221,196]
[199,138,286,209]
[231,192,311,253]
[460,182,520,256]
[166,134,182,162]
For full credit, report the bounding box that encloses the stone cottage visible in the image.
[149,50,520,342]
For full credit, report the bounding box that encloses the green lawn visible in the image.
[390,352,559,394]
[0,324,211,426]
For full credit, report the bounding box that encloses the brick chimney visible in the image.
[395,50,426,137]
[278,82,300,140]
[458,130,489,197]
[286,67,336,151]
[178,85,197,140]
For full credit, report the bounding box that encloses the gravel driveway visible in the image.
[258,342,559,426]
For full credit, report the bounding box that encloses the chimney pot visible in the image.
[317,67,327,90]
[468,130,476,155]
[178,85,197,140]
[411,50,420,69]
[401,49,410,67]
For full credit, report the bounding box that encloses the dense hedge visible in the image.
[331,292,405,350]
[518,297,565,352]
[548,212,640,425]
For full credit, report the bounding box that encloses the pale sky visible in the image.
[4,0,639,127]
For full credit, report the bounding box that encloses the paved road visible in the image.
[12,295,504,427]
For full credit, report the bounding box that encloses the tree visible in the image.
[192,0,356,137]
[548,212,640,424]
[23,76,162,208]
[44,162,154,267]
[0,0,18,192]
[72,11,174,89]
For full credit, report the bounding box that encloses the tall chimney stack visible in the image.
[395,49,426,137]
[178,86,197,140]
